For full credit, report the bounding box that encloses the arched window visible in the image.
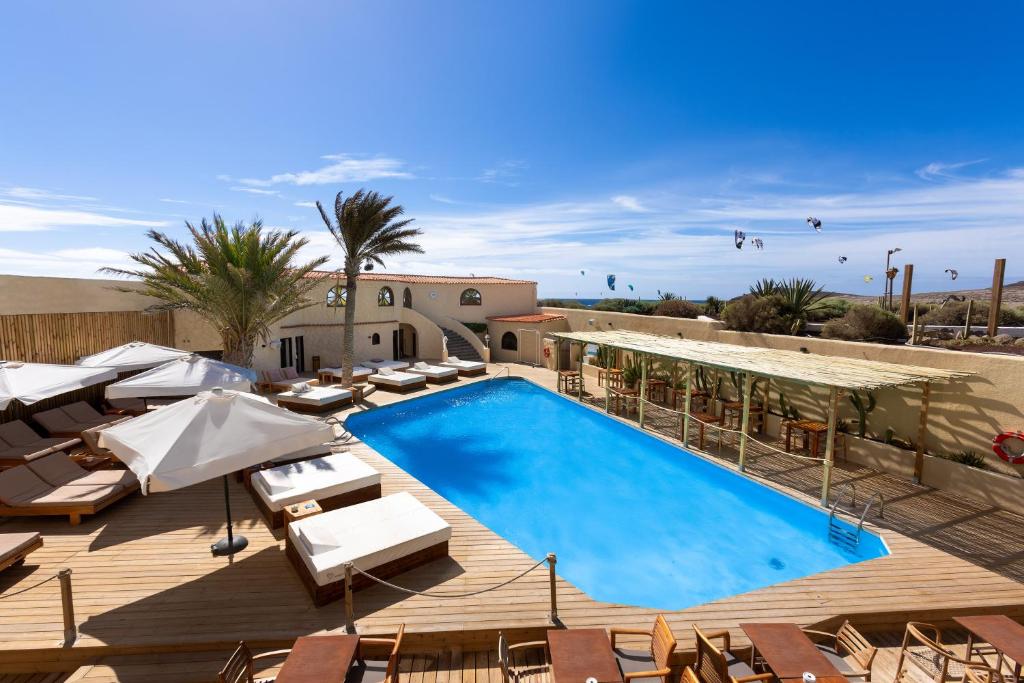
[402,287,412,308]
[326,285,347,307]
[460,288,482,306]
[501,331,518,351]
[371,332,381,345]
[378,286,394,307]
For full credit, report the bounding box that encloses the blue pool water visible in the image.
[346,378,888,610]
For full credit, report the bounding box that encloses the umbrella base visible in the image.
[211,534,249,556]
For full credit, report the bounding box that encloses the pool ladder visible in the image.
[828,483,884,551]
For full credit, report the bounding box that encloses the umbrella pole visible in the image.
[211,474,248,557]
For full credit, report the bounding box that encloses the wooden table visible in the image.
[608,388,639,416]
[276,634,359,683]
[559,371,583,394]
[645,378,667,404]
[598,368,624,389]
[740,623,847,683]
[720,400,765,433]
[784,420,847,460]
[682,411,723,451]
[956,615,1024,682]
[283,499,322,528]
[671,388,709,413]
[547,628,623,683]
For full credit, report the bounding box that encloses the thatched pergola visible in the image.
[550,329,971,505]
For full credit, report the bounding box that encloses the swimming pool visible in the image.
[346,378,888,610]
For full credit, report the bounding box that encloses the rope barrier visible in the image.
[0,572,58,600]
[349,556,549,599]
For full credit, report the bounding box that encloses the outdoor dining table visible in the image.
[547,628,624,683]
[275,634,359,683]
[645,378,667,404]
[955,615,1024,682]
[740,623,847,683]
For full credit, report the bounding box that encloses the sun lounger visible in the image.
[368,367,427,392]
[286,491,451,605]
[257,366,319,393]
[251,452,382,528]
[0,532,42,573]
[0,420,81,467]
[0,465,138,525]
[32,403,129,439]
[440,356,487,376]
[276,386,354,413]
[318,366,373,384]
[27,452,137,489]
[361,359,410,371]
[407,362,458,384]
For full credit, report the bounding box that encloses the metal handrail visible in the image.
[860,491,885,522]
[830,481,857,510]
[489,366,511,380]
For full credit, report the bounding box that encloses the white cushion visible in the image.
[252,452,380,511]
[288,492,452,586]
[447,356,460,362]
[276,386,352,406]
[368,371,425,387]
[291,382,311,393]
[415,362,429,370]
[441,358,486,370]
[408,364,458,379]
[379,367,395,376]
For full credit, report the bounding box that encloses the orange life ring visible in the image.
[543,347,551,358]
[993,431,1024,465]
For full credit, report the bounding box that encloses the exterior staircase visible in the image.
[441,327,483,362]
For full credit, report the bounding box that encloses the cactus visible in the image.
[777,391,800,420]
[848,390,876,438]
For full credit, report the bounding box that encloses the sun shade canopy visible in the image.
[98,388,335,494]
[77,341,190,372]
[0,361,118,411]
[104,355,256,399]
[551,329,971,390]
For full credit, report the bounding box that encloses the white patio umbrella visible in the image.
[104,355,256,400]
[98,387,334,555]
[77,341,190,372]
[0,361,118,411]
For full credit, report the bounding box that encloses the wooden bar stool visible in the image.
[682,411,723,451]
[609,388,639,416]
[646,378,667,404]
[557,370,581,394]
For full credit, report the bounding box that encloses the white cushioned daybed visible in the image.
[360,359,410,371]
[275,385,353,413]
[286,491,452,605]
[368,367,426,392]
[440,356,487,376]
[319,366,373,383]
[250,452,381,528]
[407,362,458,384]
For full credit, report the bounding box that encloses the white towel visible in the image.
[415,362,429,370]
[448,356,460,363]
[379,367,395,376]
[290,382,311,393]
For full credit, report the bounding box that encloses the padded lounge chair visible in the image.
[368,368,427,393]
[275,386,354,413]
[251,452,382,528]
[440,356,487,376]
[0,420,81,467]
[686,625,772,683]
[407,362,458,384]
[610,615,677,683]
[33,403,129,439]
[361,359,410,371]
[0,532,43,573]
[27,452,137,489]
[257,366,319,393]
[319,366,373,384]
[352,624,406,683]
[286,492,452,606]
[0,464,138,525]
[802,621,876,681]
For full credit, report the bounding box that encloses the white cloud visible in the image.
[232,154,413,187]
[611,195,647,212]
[915,159,988,181]
[294,200,317,208]
[0,202,169,232]
[0,246,135,277]
[1,187,98,202]
[231,187,281,196]
[429,193,460,205]
[159,197,190,204]
[479,160,526,185]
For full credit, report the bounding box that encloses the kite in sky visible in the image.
[807,216,822,232]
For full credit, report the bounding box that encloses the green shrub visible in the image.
[821,305,907,342]
[938,450,989,470]
[537,298,586,309]
[721,294,795,334]
[654,299,701,318]
[460,321,488,333]
[623,301,657,315]
[703,295,725,317]
[918,301,1024,327]
[807,297,852,323]
[593,298,633,312]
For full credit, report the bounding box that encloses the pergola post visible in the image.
[554,339,561,372]
[604,346,612,414]
[682,362,694,446]
[670,361,679,408]
[819,386,840,506]
[638,354,649,428]
[737,372,754,472]
[913,382,931,483]
[760,377,771,435]
[576,342,584,402]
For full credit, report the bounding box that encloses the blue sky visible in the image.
[1,1,1022,298]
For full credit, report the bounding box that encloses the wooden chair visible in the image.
[218,641,292,683]
[354,623,405,683]
[894,622,979,683]
[688,625,772,683]
[963,663,1005,683]
[610,614,678,683]
[498,631,551,683]
[801,620,876,681]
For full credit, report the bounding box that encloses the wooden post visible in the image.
[547,553,558,624]
[760,377,770,435]
[670,361,679,409]
[604,346,612,414]
[964,300,974,339]
[819,386,840,506]
[910,306,920,345]
[576,343,584,402]
[343,563,355,633]
[988,258,1006,337]
[682,362,694,446]
[737,372,754,472]
[638,354,649,428]
[899,264,914,324]
[913,382,931,483]
[58,568,76,646]
[554,340,561,372]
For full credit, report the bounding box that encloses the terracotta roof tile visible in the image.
[304,271,535,285]
[486,313,567,323]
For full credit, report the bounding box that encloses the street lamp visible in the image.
[885,248,902,309]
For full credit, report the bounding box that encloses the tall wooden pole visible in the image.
[738,372,754,472]
[819,386,840,506]
[576,343,584,402]
[913,382,931,483]
[604,346,612,413]
[988,258,1006,337]
[899,264,914,324]
[638,354,649,428]
[682,362,694,446]
[760,377,770,435]
[554,340,561,372]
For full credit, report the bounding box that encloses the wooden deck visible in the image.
[1,365,1023,678]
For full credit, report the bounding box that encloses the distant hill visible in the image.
[840,280,1024,305]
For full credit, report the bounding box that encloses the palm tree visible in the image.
[103,216,328,367]
[317,190,423,386]
[658,291,679,301]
